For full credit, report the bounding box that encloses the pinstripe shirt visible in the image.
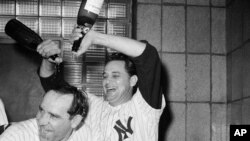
[86,90,165,141]
[39,41,165,141]
[0,118,93,141]
[85,42,165,141]
[0,99,8,127]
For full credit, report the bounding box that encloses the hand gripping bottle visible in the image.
[5,19,58,59]
[72,0,104,52]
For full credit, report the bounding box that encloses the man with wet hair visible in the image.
[0,85,92,141]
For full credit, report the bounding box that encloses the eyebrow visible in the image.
[49,112,61,118]
[39,105,62,119]
[103,71,121,74]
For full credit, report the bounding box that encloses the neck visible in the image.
[109,90,133,107]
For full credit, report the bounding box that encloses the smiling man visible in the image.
[0,85,92,141]
[38,29,166,141]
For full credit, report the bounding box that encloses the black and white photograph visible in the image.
[0,0,250,141]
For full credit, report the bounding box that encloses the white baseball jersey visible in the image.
[86,90,165,141]
[0,99,8,127]
[0,118,93,141]
[39,41,165,141]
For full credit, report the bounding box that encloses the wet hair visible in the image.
[53,84,88,122]
[106,53,138,94]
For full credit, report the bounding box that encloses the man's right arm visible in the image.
[37,40,67,92]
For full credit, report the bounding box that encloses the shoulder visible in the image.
[71,124,94,141]
[132,41,158,61]
[14,119,37,131]
[132,89,165,113]
[86,93,105,120]
[87,93,104,106]
[0,119,38,140]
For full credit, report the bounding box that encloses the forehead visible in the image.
[105,60,126,72]
[41,90,73,115]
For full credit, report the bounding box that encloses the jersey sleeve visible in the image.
[38,63,69,92]
[131,41,162,109]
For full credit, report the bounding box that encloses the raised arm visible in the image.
[37,40,68,92]
[74,29,162,109]
[131,43,162,109]
[74,29,146,58]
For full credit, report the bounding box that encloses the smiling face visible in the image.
[36,90,74,141]
[103,60,137,106]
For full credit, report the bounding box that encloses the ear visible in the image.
[129,75,138,87]
[70,115,83,129]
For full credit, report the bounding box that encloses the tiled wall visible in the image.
[227,0,250,128]
[136,0,229,141]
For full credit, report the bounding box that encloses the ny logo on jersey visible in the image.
[114,116,133,141]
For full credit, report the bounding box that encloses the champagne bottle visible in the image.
[72,0,104,52]
[5,19,58,60]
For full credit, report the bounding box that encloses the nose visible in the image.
[37,112,50,125]
[103,77,110,85]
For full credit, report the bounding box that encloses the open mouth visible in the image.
[106,88,116,94]
[40,127,53,136]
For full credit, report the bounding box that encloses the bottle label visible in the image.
[85,0,103,15]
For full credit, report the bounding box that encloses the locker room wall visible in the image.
[0,43,44,122]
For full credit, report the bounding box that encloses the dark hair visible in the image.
[107,53,138,94]
[54,84,88,122]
